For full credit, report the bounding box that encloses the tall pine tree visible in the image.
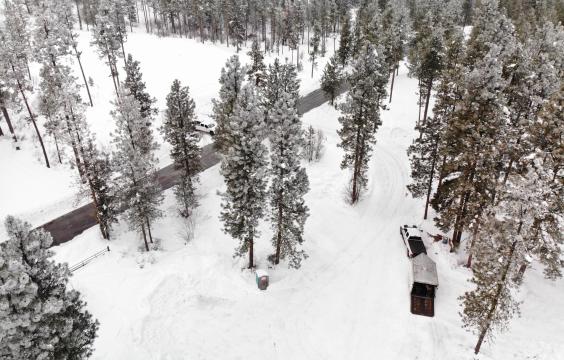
[338,43,388,204]
[220,84,267,269]
[161,80,201,218]
[268,91,310,268]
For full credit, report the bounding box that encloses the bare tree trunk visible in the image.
[141,224,150,251]
[1,106,20,149]
[423,141,438,220]
[53,134,62,164]
[275,190,283,265]
[248,232,254,269]
[74,0,83,30]
[14,73,50,168]
[389,67,396,103]
[146,217,154,243]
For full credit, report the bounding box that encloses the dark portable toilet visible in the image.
[255,269,269,290]
[409,253,438,317]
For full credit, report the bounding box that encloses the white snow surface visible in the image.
[49,64,563,359]
[1,27,563,359]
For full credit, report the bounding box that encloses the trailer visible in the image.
[409,253,438,317]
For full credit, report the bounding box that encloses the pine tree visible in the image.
[91,0,126,97]
[82,139,117,240]
[1,2,50,168]
[321,55,342,105]
[264,58,301,112]
[124,54,157,121]
[460,215,521,355]
[110,90,163,251]
[268,90,310,268]
[309,22,321,78]
[338,43,388,204]
[247,39,267,86]
[32,0,74,68]
[227,0,246,51]
[211,55,247,155]
[220,84,267,269]
[407,113,442,220]
[161,80,201,218]
[433,38,512,246]
[0,216,99,359]
[337,11,352,65]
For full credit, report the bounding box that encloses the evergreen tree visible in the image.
[110,90,163,251]
[0,2,50,168]
[161,80,201,218]
[247,39,267,86]
[91,0,126,97]
[227,0,246,51]
[321,55,342,105]
[434,45,509,247]
[407,113,442,220]
[220,84,267,269]
[0,216,99,359]
[268,91,310,268]
[460,215,521,355]
[309,22,321,78]
[337,11,352,66]
[212,55,247,155]
[337,43,388,204]
[264,58,301,111]
[124,54,157,122]
[81,139,118,240]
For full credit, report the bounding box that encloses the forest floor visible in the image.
[1,27,563,360]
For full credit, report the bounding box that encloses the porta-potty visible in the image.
[256,269,269,290]
[409,253,438,317]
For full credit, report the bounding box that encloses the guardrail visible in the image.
[69,246,110,272]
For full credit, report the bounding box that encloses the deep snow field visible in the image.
[1,27,564,360]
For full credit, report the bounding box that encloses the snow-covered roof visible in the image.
[411,254,438,286]
[404,225,422,239]
[255,269,268,278]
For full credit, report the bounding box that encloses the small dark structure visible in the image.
[255,270,269,290]
[409,253,438,317]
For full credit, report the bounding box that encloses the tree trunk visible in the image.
[419,78,433,140]
[423,140,438,220]
[15,75,50,168]
[275,190,283,265]
[146,218,154,243]
[436,155,447,196]
[389,67,396,103]
[74,0,82,30]
[1,106,19,149]
[417,78,423,124]
[248,232,254,269]
[53,135,62,164]
[70,41,93,106]
[474,240,518,354]
[141,224,150,251]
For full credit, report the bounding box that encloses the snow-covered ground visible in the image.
[44,62,564,359]
[0,28,333,232]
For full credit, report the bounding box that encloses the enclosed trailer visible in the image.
[409,253,438,317]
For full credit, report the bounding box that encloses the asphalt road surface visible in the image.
[41,83,349,246]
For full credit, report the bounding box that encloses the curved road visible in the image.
[41,83,349,246]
